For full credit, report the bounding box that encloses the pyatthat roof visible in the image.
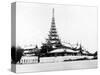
[49,48,80,53]
[49,49,65,53]
[66,49,80,53]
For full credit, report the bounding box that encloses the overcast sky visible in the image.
[16,2,97,53]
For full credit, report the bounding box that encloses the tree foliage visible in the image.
[11,46,24,64]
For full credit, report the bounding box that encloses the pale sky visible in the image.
[16,2,97,53]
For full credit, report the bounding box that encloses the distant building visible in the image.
[23,45,39,56]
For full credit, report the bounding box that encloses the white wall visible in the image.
[0,0,100,75]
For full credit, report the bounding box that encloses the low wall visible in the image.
[40,56,94,63]
[20,56,38,64]
[19,55,94,64]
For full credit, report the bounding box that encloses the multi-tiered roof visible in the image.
[46,8,62,49]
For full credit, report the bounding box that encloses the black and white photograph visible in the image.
[11,2,98,73]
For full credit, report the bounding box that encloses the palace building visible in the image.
[18,8,95,64]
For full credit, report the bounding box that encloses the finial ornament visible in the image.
[53,8,54,17]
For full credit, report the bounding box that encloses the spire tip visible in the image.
[52,8,54,17]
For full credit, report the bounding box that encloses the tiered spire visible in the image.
[46,8,62,49]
